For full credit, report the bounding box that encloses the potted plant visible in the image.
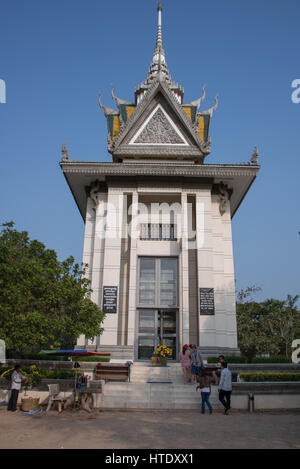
[152,345,172,366]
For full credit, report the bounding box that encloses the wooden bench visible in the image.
[95,363,131,383]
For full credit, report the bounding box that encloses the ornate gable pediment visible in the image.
[110,80,209,162]
[129,104,188,146]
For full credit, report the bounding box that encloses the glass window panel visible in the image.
[139,288,155,304]
[160,258,177,306]
[139,258,156,305]
[160,298,176,306]
[162,312,176,329]
[139,310,155,333]
[138,337,155,359]
[140,258,155,281]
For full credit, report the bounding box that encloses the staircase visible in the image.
[100,362,223,410]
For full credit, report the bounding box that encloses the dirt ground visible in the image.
[1,407,300,449]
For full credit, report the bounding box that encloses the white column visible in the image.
[211,194,227,348]
[90,193,107,307]
[85,192,108,347]
[127,191,138,347]
[77,197,96,348]
[100,189,124,345]
[181,192,190,346]
[196,189,216,347]
[222,201,238,349]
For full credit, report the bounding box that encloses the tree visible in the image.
[236,285,300,361]
[262,295,300,358]
[236,285,280,361]
[0,222,106,356]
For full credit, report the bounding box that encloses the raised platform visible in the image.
[99,362,222,410]
[99,362,300,411]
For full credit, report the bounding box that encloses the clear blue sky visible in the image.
[0,0,299,304]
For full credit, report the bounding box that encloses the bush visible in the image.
[74,356,110,363]
[252,356,292,364]
[6,353,110,363]
[207,356,248,364]
[23,354,67,361]
[0,366,75,385]
[206,355,292,364]
[239,372,300,382]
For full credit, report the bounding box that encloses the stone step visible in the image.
[130,364,185,384]
[100,380,223,410]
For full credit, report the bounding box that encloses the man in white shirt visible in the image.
[218,362,232,415]
[7,364,27,412]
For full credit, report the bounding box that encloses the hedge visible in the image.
[206,356,292,364]
[239,372,300,382]
[0,366,76,386]
[6,353,66,361]
[74,356,110,362]
[4,354,110,363]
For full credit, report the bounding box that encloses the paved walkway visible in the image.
[1,408,300,449]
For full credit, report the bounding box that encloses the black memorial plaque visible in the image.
[200,288,215,315]
[102,286,118,314]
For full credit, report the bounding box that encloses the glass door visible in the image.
[136,257,179,360]
[137,309,177,360]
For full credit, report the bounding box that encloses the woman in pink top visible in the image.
[178,344,192,384]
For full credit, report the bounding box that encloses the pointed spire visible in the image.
[147,1,171,84]
[135,1,184,104]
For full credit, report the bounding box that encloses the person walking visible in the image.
[178,344,192,384]
[7,364,27,412]
[218,362,232,415]
[197,369,213,414]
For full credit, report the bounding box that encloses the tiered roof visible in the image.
[99,1,219,163]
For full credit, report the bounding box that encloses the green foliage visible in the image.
[18,354,67,361]
[74,356,110,362]
[240,372,300,382]
[0,366,75,385]
[7,353,111,362]
[236,286,300,361]
[0,222,106,356]
[207,356,248,364]
[262,295,300,358]
[207,355,293,364]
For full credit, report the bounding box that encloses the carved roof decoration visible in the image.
[98,2,219,163]
[130,105,188,146]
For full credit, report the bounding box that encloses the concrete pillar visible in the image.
[127,191,138,348]
[196,189,216,347]
[77,197,96,348]
[100,189,124,345]
[211,194,227,348]
[181,192,190,346]
[222,199,238,349]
